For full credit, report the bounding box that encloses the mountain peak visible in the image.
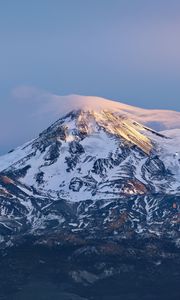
[55,95,130,114]
[40,108,153,155]
[45,94,180,131]
[0,96,180,249]
[0,98,179,204]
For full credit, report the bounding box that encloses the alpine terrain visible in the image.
[0,97,179,299]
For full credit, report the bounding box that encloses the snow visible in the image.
[81,130,116,158]
[45,94,180,131]
[0,139,35,171]
[0,99,180,202]
[153,129,180,186]
[160,128,180,139]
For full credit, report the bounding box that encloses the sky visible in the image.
[0,0,180,154]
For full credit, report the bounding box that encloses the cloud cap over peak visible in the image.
[1,86,180,155]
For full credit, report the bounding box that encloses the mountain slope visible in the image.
[38,94,180,131]
[0,99,179,249]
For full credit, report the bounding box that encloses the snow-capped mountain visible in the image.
[0,98,179,249]
[52,95,180,131]
[2,92,180,157]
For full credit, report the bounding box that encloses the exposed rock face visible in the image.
[0,108,179,250]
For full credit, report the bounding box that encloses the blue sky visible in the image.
[0,0,180,154]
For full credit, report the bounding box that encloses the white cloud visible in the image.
[11,86,180,130]
[1,86,180,155]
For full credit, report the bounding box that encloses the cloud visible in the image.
[11,86,61,117]
[0,86,60,154]
[12,86,42,100]
[1,85,180,155]
[11,86,180,130]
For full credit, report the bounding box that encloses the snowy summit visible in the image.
[0,95,179,249]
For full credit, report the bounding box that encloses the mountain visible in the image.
[0,97,179,252]
[34,93,180,131]
[1,93,180,157]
